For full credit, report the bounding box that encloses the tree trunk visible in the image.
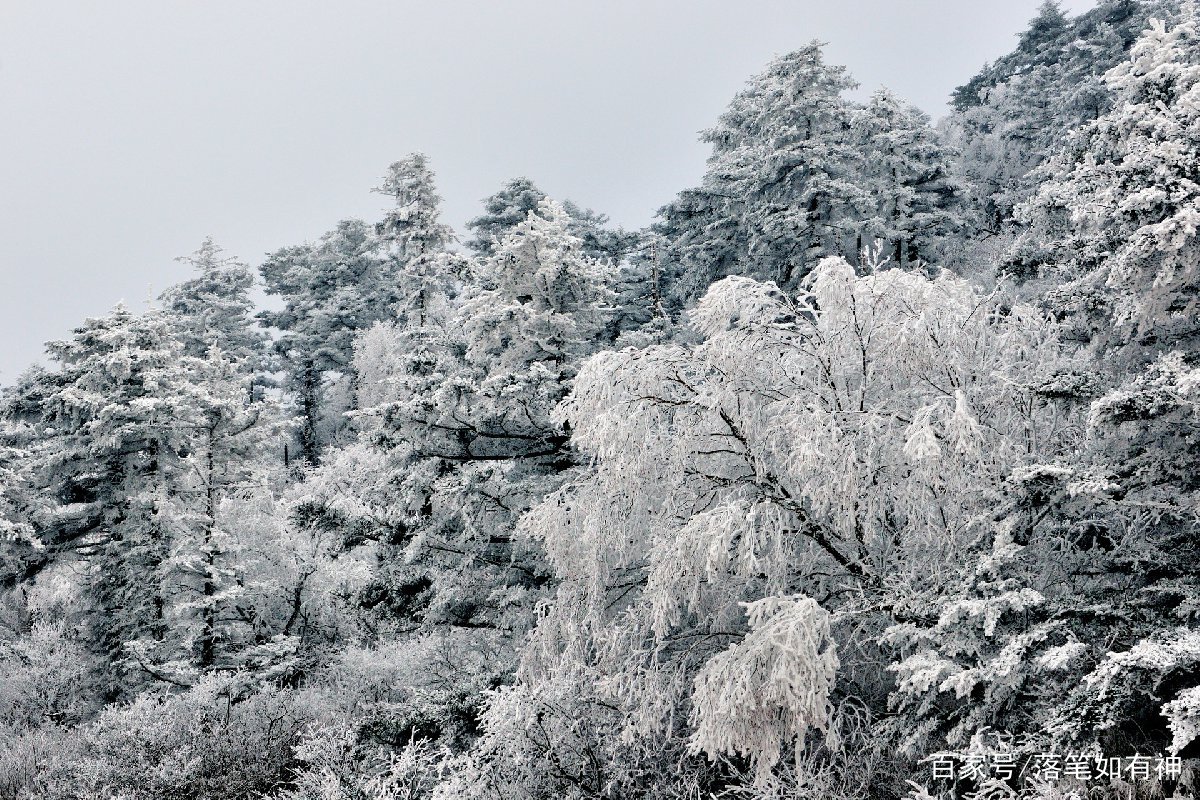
[198,425,217,670]
[298,361,320,466]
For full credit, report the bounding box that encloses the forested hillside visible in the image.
[3,2,1199,798]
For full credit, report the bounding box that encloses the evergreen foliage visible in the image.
[3,10,1199,799]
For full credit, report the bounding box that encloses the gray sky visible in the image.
[1,0,1096,384]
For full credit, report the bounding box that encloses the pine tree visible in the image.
[2,306,287,693]
[462,198,614,376]
[0,309,193,692]
[374,154,464,329]
[853,88,967,267]
[339,200,614,657]
[1015,11,1200,359]
[259,218,388,464]
[159,237,268,370]
[152,348,283,675]
[375,154,455,263]
[0,417,38,585]
[465,178,547,257]
[655,43,870,303]
[946,0,1179,232]
[466,177,633,263]
[652,186,745,310]
[705,42,868,286]
[951,0,1070,111]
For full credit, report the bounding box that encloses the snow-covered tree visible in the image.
[147,350,285,676]
[952,0,1071,112]
[0,307,286,693]
[6,307,192,689]
[465,178,548,257]
[259,219,389,463]
[853,88,967,267]
[888,351,1200,784]
[374,153,465,329]
[462,198,614,374]
[260,158,467,464]
[656,45,964,311]
[159,237,268,371]
[375,154,455,264]
[1015,12,1200,361]
[947,0,1179,234]
[657,43,867,301]
[465,177,633,263]
[0,415,38,581]
[359,198,615,614]
[449,257,1077,797]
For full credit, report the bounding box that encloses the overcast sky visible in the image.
[1,0,1097,384]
